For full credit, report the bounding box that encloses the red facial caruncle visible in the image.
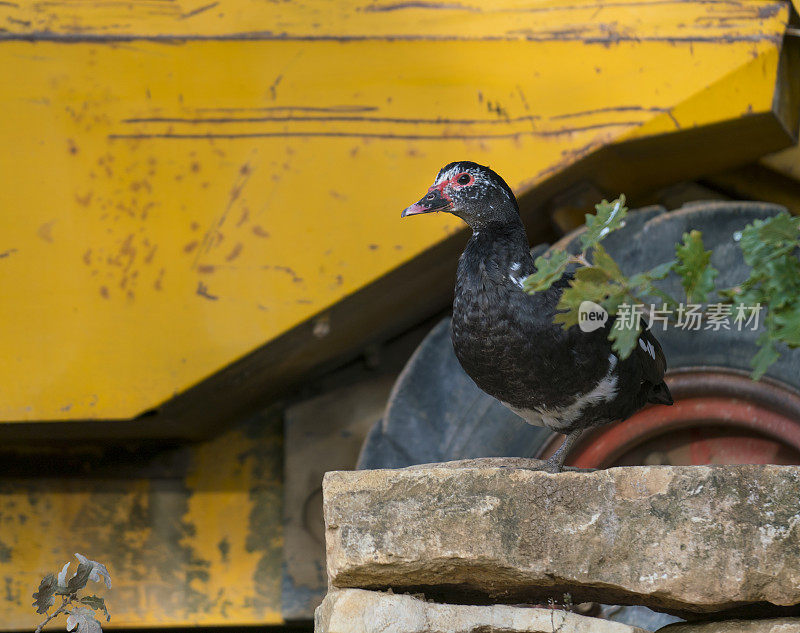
[428,171,474,201]
[401,170,474,218]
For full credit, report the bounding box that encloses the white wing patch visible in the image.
[502,354,619,431]
[639,337,656,359]
[509,262,525,288]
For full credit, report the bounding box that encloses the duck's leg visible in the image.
[544,429,585,473]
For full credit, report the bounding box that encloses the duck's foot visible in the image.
[543,429,585,473]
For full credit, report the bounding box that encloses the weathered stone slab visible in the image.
[658,618,800,632]
[323,462,800,617]
[315,588,648,633]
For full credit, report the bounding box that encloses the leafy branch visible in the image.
[32,554,111,633]
[523,196,800,379]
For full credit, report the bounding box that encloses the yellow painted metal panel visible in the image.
[0,0,788,40]
[0,1,792,422]
[0,412,283,629]
[623,47,781,141]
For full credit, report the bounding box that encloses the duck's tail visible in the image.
[648,381,674,406]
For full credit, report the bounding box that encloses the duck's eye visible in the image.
[457,173,471,185]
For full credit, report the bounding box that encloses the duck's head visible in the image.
[401,161,519,230]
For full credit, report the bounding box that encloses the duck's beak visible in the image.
[401,187,452,218]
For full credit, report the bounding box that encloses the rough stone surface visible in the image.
[324,461,800,617]
[658,619,800,632]
[315,589,648,633]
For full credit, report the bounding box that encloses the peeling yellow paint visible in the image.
[624,47,781,141]
[0,412,283,629]
[0,0,788,40]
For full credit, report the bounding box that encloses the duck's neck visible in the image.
[459,219,535,286]
[471,218,532,258]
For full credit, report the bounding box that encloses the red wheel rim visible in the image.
[539,368,800,468]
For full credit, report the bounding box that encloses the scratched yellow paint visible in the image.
[0,1,791,421]
[0,413,284,629]
[180,424,283,624]
[624,46,782,141]
[0,0,788,40]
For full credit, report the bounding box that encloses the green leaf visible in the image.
[32,574,57,614]
[80,596,110,622]
[580,195,628,251]
[762,256,800,310]
[751,336,780,380]
[58,562,71,588]
[523,250,569,293]
[675,230,718,303]
[590,244,624,281]
[730,286,762,312]
[647,259,677,280]
[738,212,800,268]
[573,265,609,285]
[75,554,112,589]
[755,212,800,244]
[67,563,93,594]
[717,286,739,301]
[629,261,674,291]
[553,278,609,328]
[738,218,769,268]
[625,261,678,310]
[66,606,103,633]
[601,287,630,316]
[609,318,642,358]
[536,197,799,383]
[641,285,680,312]
[774,302,800,347]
